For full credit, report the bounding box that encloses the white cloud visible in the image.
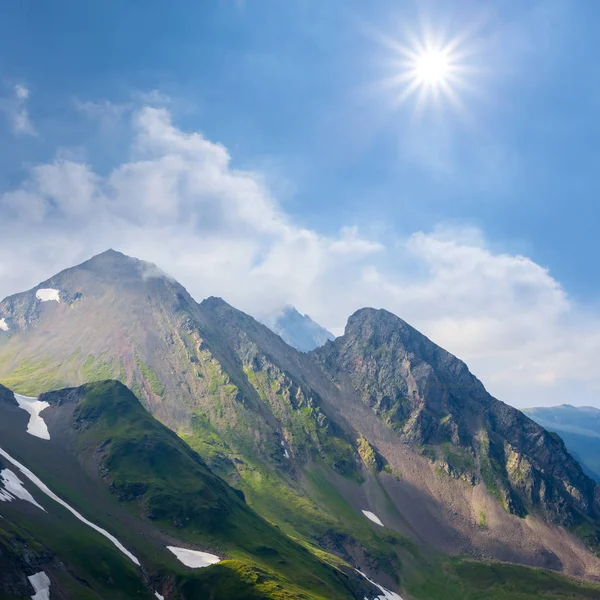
[0,84,36,136]
[0,101,599,408]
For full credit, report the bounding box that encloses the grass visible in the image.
[478,511,487,529]
[72,381,366,600]
[135,356,165,396]
[82,353,118,382]
[242,362,361,479]
[405,558,600,599]
[182,407,409,586]
[357,435,379,471]
[0,356,63,396]
[0,502,151,599]
[440,442,476,476]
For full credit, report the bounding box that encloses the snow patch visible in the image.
[28,571,51,600]
[362,510,384,527]
[167,546,221,568]
[0,469,45,511]
[358,570,404,600]
[0,318,8,331]
[0,447,140,566]
[154,593,165,600]
[36,288,60,303]
[14,395,51,440]
[281,440,290,459]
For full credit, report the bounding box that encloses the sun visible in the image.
[399,38,465,110]
[374,27,476,115]
[413,50,451,85]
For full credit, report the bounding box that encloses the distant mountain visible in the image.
[3,250,600,598]
[523,405,600,482]
[260,305,334,352]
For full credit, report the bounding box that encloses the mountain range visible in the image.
[2,249,600,599]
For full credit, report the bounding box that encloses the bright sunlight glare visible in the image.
[414,50,451,84]
[373,25,479,117]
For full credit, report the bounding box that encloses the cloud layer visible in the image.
[1,100,599,408]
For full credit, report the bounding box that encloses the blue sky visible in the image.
[1,0,600,407]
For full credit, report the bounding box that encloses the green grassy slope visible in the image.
[405,559,600,599]
[0,486,152,599]
[60,380,369,600]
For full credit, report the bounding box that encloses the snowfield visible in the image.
[0,447,140,566]
[358,571,404,600]
[0,318,8,331]
[362,510,384,526]
[0,468,45,511]
[154,593,165,600]
[14,394,51,440]
[35,288,60,303]
[167,546,221,568]
[28,571,51,600]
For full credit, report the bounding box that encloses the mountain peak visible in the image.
[97,248,124,257]
[201,296,228,309]
[315,306,599,526]
[343,307,453,369]
[346,307,407,332]
[80,248,145,272]
[64,250,178,287]
[260,305,334,352]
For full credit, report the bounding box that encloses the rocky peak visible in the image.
[315,307,600,528]
[317,308,490,437]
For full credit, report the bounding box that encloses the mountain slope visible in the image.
[260,306,335,352]
[3,251,600,596]
[313,308,598,525]
[0,380,375,599]
[0,251,411,593]
[311,308,600,575]
[524,405,600,482]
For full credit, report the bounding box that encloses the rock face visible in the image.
[524,405,600,483]
[3,251,600,585]
[313,308,599,527]
[260,305,335,352]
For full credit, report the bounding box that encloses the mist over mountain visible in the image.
[260,305,335,352]
[2,251,600,599]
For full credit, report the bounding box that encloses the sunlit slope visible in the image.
[0,380,373,600]
[3,251,600,596]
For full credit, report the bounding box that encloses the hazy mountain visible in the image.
[524,405,600,482]
[260,305,335,352]
[3,250,600,598]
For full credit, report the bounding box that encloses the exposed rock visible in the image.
[313,308,599,526]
